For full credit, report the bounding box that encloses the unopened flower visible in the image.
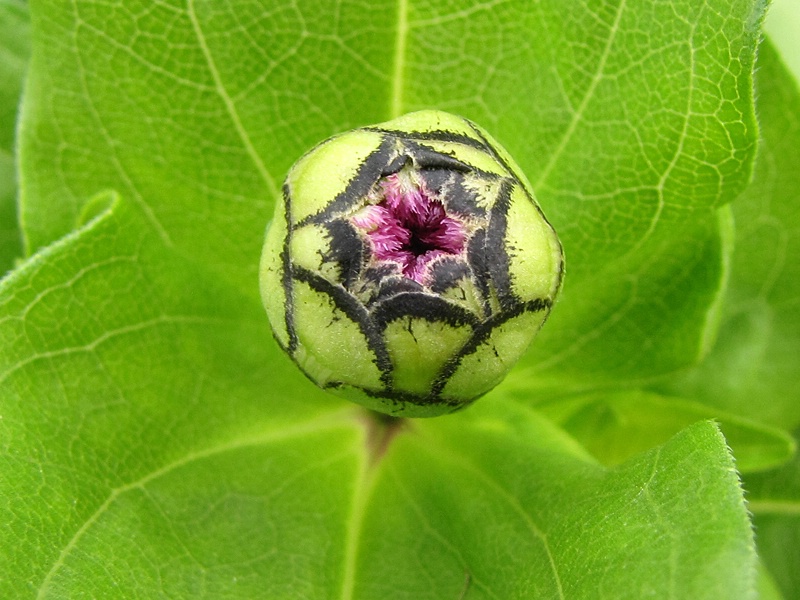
[260,110,564,417]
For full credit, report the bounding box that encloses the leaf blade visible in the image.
[355,403,756,599]
[663,38,800,427]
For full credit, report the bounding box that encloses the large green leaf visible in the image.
[504,0,763,391]
[0,197,338,597]
[356,411,753,599]
[0,205,755,596]
[2,0,771,597]
[0,0,29,274]
[17,0,763,388]
[664,39,800,428]
[662,35,800,598]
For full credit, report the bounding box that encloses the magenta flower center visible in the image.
[352,173,467,284]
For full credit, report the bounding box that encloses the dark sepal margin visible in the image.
[292,264,394,389]
[362,386,467,412]
[428,258,471,294]
[464,118,557,232]
[295,135,396,228]
[403,140,473,173]
[465,118,567,295]
[466,228,493,318]
[484,178,516,310]
[322,381,467,413]
[318,297,552,411]
[430,297,553,398]
[280,183,299,354]
[370,291,482,332]
[364,128,509,180]
[373,276,425,304]
[363,127,493,155]
[436,172,488,218]
[381,153,410,176]
[408,141,504,182]
[464,120,515,179]
[323,219,367,290]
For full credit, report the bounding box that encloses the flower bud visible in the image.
[260,110,563,417]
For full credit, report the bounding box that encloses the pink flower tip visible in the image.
[353,173,467,284]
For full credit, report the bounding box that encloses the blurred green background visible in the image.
[767,0,800,82]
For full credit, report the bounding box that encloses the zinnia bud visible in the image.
[260,110,563,417]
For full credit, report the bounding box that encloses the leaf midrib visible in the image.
[422,433,566,600]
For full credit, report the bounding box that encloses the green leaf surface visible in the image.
[357,411,754,600]
[17,0,763,388]
[765,0,800,83]
[663,39,800,428]
[536,389,795,473]
[2,0,773,597]
[505,0,763,390]
[0,197,338,597]
[0,208,756,596]
[0,0,26,152]
[0,0,29,274]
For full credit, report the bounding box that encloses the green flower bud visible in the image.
[260,110,563,417]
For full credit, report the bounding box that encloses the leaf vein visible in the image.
[63,0,174,249]
[533,0,627,190]
[186,0,279,200]
[426,436,565,600]
[390,467,503,600]
[0,315,226,385]
[390,0,409,118]
[34,409,355,599]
